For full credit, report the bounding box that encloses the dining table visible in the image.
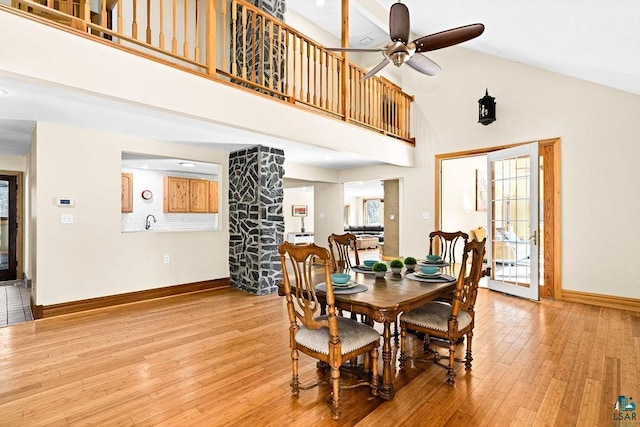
[278,261,461,400]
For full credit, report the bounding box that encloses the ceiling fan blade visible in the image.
[414,23,485,53]
[325,47,386,53]
[360,59,390,82]
[405,53,441,76]
[389,2,410,44]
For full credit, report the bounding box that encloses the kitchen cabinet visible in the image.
[208,181,219,213]
[190,179,209,213]
[163,176,190,212]
[121,173,133,213]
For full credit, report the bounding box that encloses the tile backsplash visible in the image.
[121,168,219,232]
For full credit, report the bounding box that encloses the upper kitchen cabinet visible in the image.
[208,181,219,213]
[121,173,133,213]
[163,176,190,213]
[190,179,209,213]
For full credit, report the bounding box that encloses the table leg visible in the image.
[378,321,395,400]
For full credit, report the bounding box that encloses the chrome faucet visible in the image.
[145,214,157,230]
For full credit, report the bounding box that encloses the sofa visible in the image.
[344,225,384,243]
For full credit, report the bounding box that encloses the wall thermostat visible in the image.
[55,197,75,207]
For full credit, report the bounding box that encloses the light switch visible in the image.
[389,215,395,220]
[60,213,74,224]
[422,212,430,220]
[319,213,325,219]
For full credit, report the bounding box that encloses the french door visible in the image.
[487,143,539,300]
[0,175,17,281]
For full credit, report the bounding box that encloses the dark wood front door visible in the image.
[0,175,17,281]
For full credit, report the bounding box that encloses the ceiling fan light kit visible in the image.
[325,2,484,82]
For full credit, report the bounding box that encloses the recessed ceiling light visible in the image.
[180,162,196,168]
[315,0,325,6]
[0,88,8,96]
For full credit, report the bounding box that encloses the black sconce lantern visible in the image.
[478,88,496,125]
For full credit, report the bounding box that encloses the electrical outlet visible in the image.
[163,255,170,264]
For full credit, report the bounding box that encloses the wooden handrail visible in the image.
[3,0,414,143]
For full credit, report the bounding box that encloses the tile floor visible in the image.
[0,281,33,327]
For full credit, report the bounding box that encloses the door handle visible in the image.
[529,230,537,246]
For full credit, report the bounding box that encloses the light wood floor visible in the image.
[1,287,639,426]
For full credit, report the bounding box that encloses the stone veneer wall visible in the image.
[228,146,284,295]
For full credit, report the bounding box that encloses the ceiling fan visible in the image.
[326,2,484,81]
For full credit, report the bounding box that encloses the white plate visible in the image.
[415,271,441,278]
[333,281,358,289]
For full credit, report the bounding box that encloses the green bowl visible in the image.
[363,260,377,268]
[426,254,442,262]
[331,273,351,284]
[420,266,439,275]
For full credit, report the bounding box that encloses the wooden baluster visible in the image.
[194,0,200,61]
[221,0,227,72]
[284,29,291,99]
[158,0,164,49]
[231,0,237,75]
[146,0,152,44]
[319,50,324,109]
[375,80,380,130]
[241,6,247,79]
[81,0,89,26]
[183,0,188,58]
[305,40,311,102]
[364,75,369,125]
[132,0,138,39]
[260,13,265,87]
[101,0,107,35]
[117,0,123,34]
[171,0,177,53]
[336,59,341,115]
[296,37,302,100]
[250,10,256,83]
[311,45,316,106]
[267,20,273,90]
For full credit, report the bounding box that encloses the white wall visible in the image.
[283,188,314,234]
[313,183,344,246]
[441,155,487,235]
[31,122,230,306]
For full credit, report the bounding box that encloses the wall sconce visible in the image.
[478,88,496,125]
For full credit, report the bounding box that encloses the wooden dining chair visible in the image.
[278,241,380,420]
[328,232,359,273]
[399,238,486,385]
[428,230,469,265]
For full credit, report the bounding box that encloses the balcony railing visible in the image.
[4,0,414,143]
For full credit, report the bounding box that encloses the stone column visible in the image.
[228,145,284,295]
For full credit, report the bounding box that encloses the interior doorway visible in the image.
[0,174,18,281]
[435,139,560,298]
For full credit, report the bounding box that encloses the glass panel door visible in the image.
[487,143,539,300]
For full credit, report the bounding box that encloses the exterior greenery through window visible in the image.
[364,198,384,225]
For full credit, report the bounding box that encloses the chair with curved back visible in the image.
[328,232,359,273]
[278,241,380,420]
[428,230,469,265]
[399,238,486,385]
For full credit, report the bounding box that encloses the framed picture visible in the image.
[476,169,487,212]
[292,205,308,217]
